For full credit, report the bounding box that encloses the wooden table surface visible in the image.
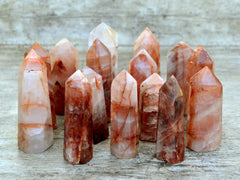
[0,1,240,179]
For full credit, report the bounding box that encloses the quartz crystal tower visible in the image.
[64,70,93,164]
[156,75,184,164]
[186,67,222,152]
[50,38,79,115]
[25,42,56,129]
[167,42,194,115]
[87,39,113,122]
[18,49,53,153]
[134,27,160,74]
[185,45,214,115]
[111,70,138,159]
[82,67,109,144]
[139,73,164,142]
[129,49,157,98]
[88,23,118,121]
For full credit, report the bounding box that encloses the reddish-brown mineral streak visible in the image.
[134,27,161,74]
[87,39,113,122]
[25,42,56,129]
[186,66,222,152]
[185,45,214,115]
[129,49,157,99]
[167,42,194,116]
[110,70,138,159]
[82,67,109,144]
[156,75,184,164]
[64,70,93,164]
[139,73,164,142]
[50,38,79,115]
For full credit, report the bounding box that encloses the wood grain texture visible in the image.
[0,0,240,179]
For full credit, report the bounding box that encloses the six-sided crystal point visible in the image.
[87,39,113,121]
[64,70,93,164]
[82,66,109,144]
[167,42,194,115]
[25,42,57,129]
[18,49,53,153]
[186,66,222,152]
[50,38,79,115]
[129,49,157,98]
[156,75,184,164]
[88,22,118,77]
[140,73,164,142]
[134,27,160,74]
[111,70,138,159]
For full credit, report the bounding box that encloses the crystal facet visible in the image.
[111,70,138,159]
[64,70,93,164]
[139,73,164,142]
[167,42,194,115]
[129,49,157,98]
[18,49,53,153]
[156,75,184,164]
[185,45,214,115]
[186,67,222,152]
[82,67,109,144]
[88,22,118,77]
[87,39,113,121]
[50,38,79,115]
[25,42,57,129]
[134,27,160,74]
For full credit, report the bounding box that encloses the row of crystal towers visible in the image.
[18,22,222,165]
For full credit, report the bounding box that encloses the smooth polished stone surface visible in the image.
[156,75,184,164]
[186,67,222,152]
[64,70,93,164]
[110,70,138,159]
[129,49,157,98]
[87,39,114,121]
[167,42,194,115]
[139,73,164,142]
[82,67,109,144]
[50,38,79,115]
[134,27,160,74]
[18,49,53,153]
[25,42,57,129]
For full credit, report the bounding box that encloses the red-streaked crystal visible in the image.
[82,66,109,144]
[110,70,138,159]
[167,42,194,116]
[156,75,184,164]
[134,27,160,74]
[64,70,93,164]
[18,49,53,153]
[139,73,164,142]
[50,38,79,115]
[186,66,222,152]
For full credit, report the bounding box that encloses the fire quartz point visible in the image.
[167,42,194,116]
[134,27,160,74]
[86,39,113,122]
[129,49,157,98]
[186,67,222,152]
[139,73,164,142]
[18,49,53,153]
[64,70,93,164]
[185,45,214,115]
[81,67,109,144]
[88,22,118,77]
[156,75,184,164]
[25,42,57,129]
[110,70,138,159]
[50,38,79,115]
